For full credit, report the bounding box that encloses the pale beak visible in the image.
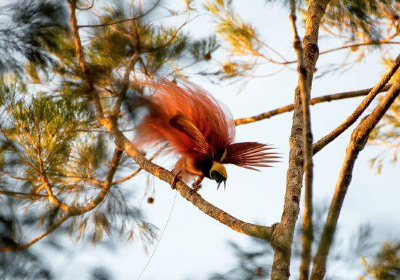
[217,182,221,190]
[223,180,226,190]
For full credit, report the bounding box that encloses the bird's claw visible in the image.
[171,171,182,190]
[190,183,202,195]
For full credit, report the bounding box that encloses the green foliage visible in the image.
[0,1,398,277]
[322,0,399,42]
[0,0,223,255]
[361,242,400,280]
[206,0,261,56]
[0,0,68,74]
[204,0,399,82]
[204,0,264,81]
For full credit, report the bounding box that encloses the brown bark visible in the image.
[234,84,392,126]
[270,1,331,279]
[99,118,275,240]
[0,215,70,252]
[313,55,400,155]
[289,2,314,280]
[0,148,123,252]
[68,0,276,242]
[310,79,400,280]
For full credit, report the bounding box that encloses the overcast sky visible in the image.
[38,1,399,280]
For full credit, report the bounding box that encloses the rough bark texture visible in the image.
[310,79,400,280]
[270,1,331,279]
[289,2,314,279]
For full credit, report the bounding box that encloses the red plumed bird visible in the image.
[133,79,278,190]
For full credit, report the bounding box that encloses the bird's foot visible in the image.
[190,183,202,195]
[171,171,182,190]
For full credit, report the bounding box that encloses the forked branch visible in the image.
[310,79,400,280]
[313,55,400,155]
[270,1,331,279]
[0,148,123,252]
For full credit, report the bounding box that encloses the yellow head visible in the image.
[210,161,227,190]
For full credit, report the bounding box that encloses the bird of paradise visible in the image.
[133,79,278,191]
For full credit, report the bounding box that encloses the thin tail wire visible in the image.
[137,191,178,280]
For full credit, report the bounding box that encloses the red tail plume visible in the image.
[133,79,235,158]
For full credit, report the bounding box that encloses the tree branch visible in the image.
[77,0,160,29]
[97,118,274,241]
[289,2,314,280]
[112,53,140,117]
[0,190,47,199]
[310,79,400,280]
[319,41,400,56]
[270,1,331,279]
[312,55,400,155]
[283,41,400,65]
[0,214,70,252]
[0,148,124,252]
[68,0,89,77]
[234,84,392,126]
[68,148,123,216]
[68,0,105,122]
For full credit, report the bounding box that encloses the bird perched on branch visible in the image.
[132,79,278,190]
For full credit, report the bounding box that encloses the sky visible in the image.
[30,1,400,280]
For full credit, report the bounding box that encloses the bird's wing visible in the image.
[222,142,279,171]
[132,79,235,158]
[169,113,212,156]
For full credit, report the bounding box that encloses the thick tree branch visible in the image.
[310,79,400,280]
[313,55,400,155]
[0,215,70,252]
[97,118,274,241]
[289,2,314,280]
[68,0,89,77]
[270,1,331,279]
[234,84,392,126]
[68,0,105,122]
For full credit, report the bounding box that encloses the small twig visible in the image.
[0,190,47,199]
[319,41,400,56]
[234,84,393,126]
[112,53,140,117]
[77,0,160,29]
[0,214,70,252]
[282,41,400,65]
